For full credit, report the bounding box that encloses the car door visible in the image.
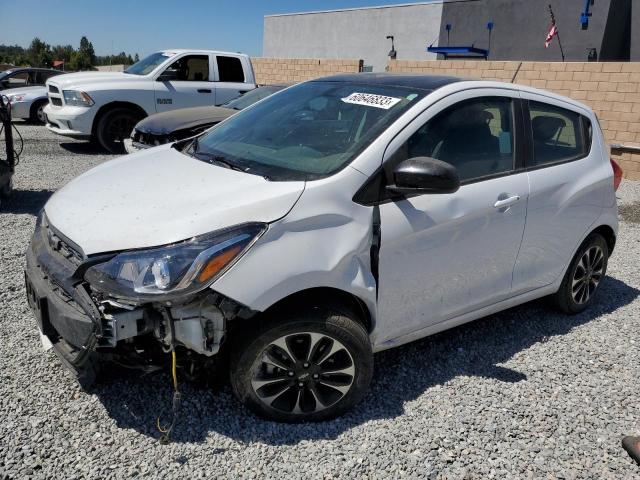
[154,54,215,112]
[213,55,251,105]
[374,90,529,343]
[511,94,605,294]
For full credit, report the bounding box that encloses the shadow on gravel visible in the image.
[0,189,52,215]
[93,276,639,445]
[59,142,112,156]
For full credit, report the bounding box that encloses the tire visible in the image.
[96,107,143,154]
[552,233,609,314]
[229,306,373,422]
[29,100,48,124]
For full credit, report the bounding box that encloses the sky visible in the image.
[0,0,423,58]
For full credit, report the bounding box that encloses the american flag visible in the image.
[545,6,559,48]
[545,23,558,48]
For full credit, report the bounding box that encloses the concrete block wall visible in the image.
[389,60,640,180]
[252,58,363,85]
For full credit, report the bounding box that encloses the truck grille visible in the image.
[50,97,62,107]
[48,85,59,94]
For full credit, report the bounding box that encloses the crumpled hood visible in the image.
[136,106,235,135]
[44,145,305,255]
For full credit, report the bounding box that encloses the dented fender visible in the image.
[211,166,378,335]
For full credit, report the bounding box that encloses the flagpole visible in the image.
[548,4,565,62]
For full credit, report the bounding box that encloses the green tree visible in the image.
[28,37,52,67]
[79,36,96,65]
[68,50,92,71]
[134,53,139,62]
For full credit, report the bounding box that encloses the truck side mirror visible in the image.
[157,70,178,82]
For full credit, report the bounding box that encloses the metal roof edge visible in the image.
[264,0,476,18]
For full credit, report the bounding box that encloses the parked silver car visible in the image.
[5,86,49,123]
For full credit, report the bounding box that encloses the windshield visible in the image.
[124,52,172,75]
[222,85,285,111]
[191,81,425,181]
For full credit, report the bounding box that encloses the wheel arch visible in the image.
[91,101,148,136]
[29,98,50,122]
[591,224,616,255]
[260,287,374,334]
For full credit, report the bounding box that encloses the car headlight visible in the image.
[63,90,94,107]
[85,223,266,301]
[7,94,25,103]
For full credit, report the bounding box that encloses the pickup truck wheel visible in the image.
[96,108,142,154]
[29,100,48,124]
[552,233,609,314]
[229,307,373,422]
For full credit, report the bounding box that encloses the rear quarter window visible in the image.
[528,101,590,167]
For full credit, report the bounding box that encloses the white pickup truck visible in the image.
[44,50,256,153]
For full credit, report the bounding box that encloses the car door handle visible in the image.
[197,89,212,93]
[494,195,521,209]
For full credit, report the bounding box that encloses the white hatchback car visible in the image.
[26,74,620,422]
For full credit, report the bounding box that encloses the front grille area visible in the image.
[49,85,59,94]
[50,97,62,107]
[44,220,85,267]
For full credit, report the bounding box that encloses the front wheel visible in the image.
[552,233,609,314]
[30,100,48,124]
[230,307,373,422]
[96,108,142,154]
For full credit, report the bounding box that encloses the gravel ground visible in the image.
[1,122,639,479]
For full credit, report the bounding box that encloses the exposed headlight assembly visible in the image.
[85,223,266,302]
[63,90,95,106]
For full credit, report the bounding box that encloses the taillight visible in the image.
[610,158,623,191]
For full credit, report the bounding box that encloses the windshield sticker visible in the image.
[341,92,402,110]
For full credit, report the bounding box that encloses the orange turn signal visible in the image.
[197,245,243,283]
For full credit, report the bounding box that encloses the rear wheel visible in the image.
[552,233,609,314]
[230,307,373,422]
[29,100,48,124]
[96,108,142,154]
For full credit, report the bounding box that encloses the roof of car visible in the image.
[312,73,462,91]
[3,67,60,73]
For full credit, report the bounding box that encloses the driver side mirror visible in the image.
[387,157,460,195]
[157,69,178,82]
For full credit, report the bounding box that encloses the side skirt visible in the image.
[372,283,558,353]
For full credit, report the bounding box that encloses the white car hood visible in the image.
[44,145,305,255]
[48,71,138,89]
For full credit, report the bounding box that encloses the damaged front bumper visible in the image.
[25,215,252,387]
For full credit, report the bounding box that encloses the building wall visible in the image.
[389,59,640,179]
[632,0,640,61]
[263,2,448,72]
[252,58,362,84]
[438,0,614,61]
[263,0,637,66]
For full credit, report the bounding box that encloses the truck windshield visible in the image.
[192,81,425,181]
[124,52,172,75]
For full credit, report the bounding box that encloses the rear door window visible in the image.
[216,56,245,82]
[528,101,588,166]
